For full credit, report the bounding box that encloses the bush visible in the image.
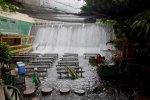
[0,42,12,76]
[89,56,97,66]
[97,65,119,79]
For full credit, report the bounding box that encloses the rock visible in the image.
[41,87,53,94]
[99,92,109,100]
[32,96,40,100]
[74,89,85,95]
[59,88,70,94]
[93,87,100,93]
[105,88,115,95]
[23,88,35,96]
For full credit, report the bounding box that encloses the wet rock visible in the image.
[32,96,40,100]
[59,88,70,94]
[105,87,115,95]
[99,92,109,100]
[93,87,101,93]
[74,89,85,95]
[23,88,35,96]
[41,87,53,94]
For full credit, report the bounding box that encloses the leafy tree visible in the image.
[0,42,12,75]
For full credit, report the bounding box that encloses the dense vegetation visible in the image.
[0,42,12,76]
[82,0,150,66]
[83,0,150,95]
[0,0,16,12]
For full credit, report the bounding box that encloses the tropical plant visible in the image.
[89,56,97,66]
[0,42,12,75]
[97,64,119,78]
[64,66,79,79]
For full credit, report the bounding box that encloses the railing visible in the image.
[10,44,32,53]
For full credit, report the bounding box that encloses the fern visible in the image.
[64,66,79,79]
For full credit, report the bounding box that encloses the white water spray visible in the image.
[31,23,112,55]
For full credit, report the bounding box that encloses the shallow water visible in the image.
[23,54,131,100]
[25,55,101,100]
[45,56,99,88]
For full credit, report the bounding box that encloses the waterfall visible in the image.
[31,23,112,55]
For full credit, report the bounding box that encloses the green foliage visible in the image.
[0,42,12,65]
[83,0,150,43]
[10,45,31,51]
[83,0,150,79]
[96,19,117,26]
[82,0,150,18]
[64,66,79,79]
[82,0,113,12]
[89,56,97,66]
[130,10,150,42]
[0,0,16,12]
[97,65,119,78]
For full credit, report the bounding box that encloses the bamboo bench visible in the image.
[83,53,98,59]
[62,54,78,57]
[64,53,78,56]
[31,59,53,63]
[60,57,78,61]
[56,66,83,71]
[30,60,52,66]
[57,61,79,65]
[12,56,33,61]
[64,53,78,54]
[57,70,85,79]
[26,65,50,69]
[27,64,50,68]
[34,57,56,61]
[56,64,79,67]
[43,53,58,58]
[19,53,40,56]
[28,62,51,66]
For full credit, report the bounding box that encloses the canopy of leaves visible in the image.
[82,0,150,19]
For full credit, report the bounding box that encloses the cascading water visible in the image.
[31,22,113,55]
